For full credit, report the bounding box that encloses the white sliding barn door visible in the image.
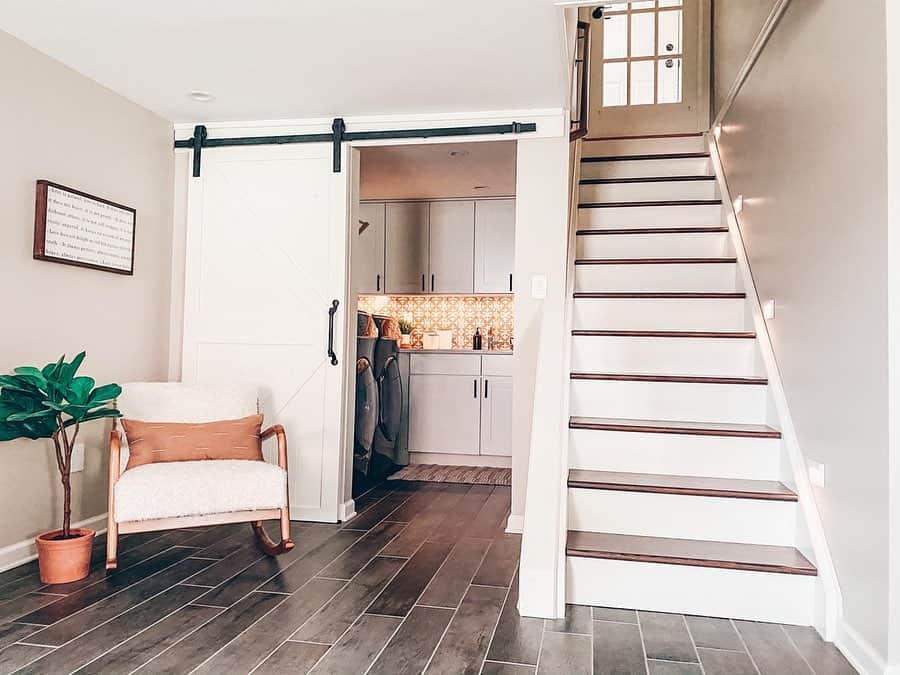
[182,143,350,522]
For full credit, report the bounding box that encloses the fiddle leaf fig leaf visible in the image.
[88,383,121,404]
[66,377,95,405]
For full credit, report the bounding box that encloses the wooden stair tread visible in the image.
[566,531,817,576]
[574,292,746,299]
[580,199,723,208]
[569,416,782,439]
[570,373,767,385]
[581,175,716,185]
[572,330,756,339]
[577,227,729,235]
[575,257,736,265]
[567,470,795,501]
[582,152,711,163]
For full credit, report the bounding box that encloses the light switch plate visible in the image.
[762,299,776,320]
[531,275,547,299]
[70,442,85,473]
[807,460,825,488]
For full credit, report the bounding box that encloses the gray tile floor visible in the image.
[0,481,857,674]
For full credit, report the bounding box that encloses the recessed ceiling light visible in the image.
[189,91,215,103]
[448,150,469,157]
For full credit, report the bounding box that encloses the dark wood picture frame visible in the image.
[33,180,136,276]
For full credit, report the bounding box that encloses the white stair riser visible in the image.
[575,263,738,293]
[566,557,815,626]
[568,429,781,481]
[569,379,768,424]
[573,298,748,331]
[580,180,718,203]
[576,232,730,258]
[579,204,721,229]
[571,336,761,377]
[581,157,712,180]
[582,136,708,157]
[567,488,796,546]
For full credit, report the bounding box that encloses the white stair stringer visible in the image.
[562,134,830,630]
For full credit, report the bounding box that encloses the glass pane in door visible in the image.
[604,62,628,106]
[630,61,655,105]
[630,12,656,57]
[658,9,682,55]
[658,58,682,103]
[604,14,628,59]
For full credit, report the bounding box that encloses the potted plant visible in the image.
[0,353,121,583]
[398,318,413,348]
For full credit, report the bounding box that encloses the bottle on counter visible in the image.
[487,327,495,351]
[473,327,483,350]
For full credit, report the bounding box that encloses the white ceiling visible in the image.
[360,141,516,200]
[0,1,570,123]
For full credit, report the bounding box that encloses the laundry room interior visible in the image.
[351,140,517,497]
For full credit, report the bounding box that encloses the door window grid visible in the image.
[601,1,683,108]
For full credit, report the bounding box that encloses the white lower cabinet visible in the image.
[408,374,481,455]
[407,353,512,457]
[480,376,513,457]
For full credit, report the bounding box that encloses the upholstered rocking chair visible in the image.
[106,382,294,570]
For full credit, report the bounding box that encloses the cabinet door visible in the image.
[474,199,516,293]
[356,202,385,294]
[385,202,429,294]
[408,374,481,454]
[429,201,475,294]
[480,376,513,456]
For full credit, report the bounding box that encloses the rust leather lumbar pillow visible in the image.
[121,414,264,470]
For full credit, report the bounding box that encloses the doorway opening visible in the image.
[348,140,517,498]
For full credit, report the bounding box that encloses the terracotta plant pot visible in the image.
[35,528,95,584]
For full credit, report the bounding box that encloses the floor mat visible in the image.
[387,464,511,486]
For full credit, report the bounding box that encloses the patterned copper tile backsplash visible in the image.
[357,295,514,350]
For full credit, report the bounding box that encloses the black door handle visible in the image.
[484,379,489,398]
[431,274,435,292]
[327,299,339,366]
[509,273,513,292]
[376,274,380,292]
[421,274,425,292]
[473,379,478,398]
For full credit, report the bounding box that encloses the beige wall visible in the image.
[711,0,778,116]
[715,0,889,660]
[0,31,174,551]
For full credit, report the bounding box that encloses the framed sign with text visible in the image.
[33,180,136,275]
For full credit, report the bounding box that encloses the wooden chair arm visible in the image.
[261,425,288,470]
[109,429,121,481]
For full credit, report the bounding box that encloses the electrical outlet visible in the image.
[531,275,547,299]
[807,460,826,488]
[70,442,85,473]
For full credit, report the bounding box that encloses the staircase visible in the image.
[564,134,817,625]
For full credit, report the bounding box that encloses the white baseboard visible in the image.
[409,452,512,468]
[338,499,357,523]
[835,618,886,675]
[506,513,524,534]
[0,513,108,574]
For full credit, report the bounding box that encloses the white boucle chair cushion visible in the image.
[116,382,261,471]
[114,459,287,523]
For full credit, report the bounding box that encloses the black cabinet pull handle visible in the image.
[509,273,513,292]
[327,299,339,366]
[473,379,478,398]
[431,274,435,292]
[421,274,425,292]
[484,379,489,398]
[376,274,380,292]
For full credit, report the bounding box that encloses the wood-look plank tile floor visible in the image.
[0,481,856,674]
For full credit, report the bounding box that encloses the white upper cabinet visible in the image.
[474,199,516,294]
[356,202,385,294]
[385,202,429,294]
[429,201,475,294]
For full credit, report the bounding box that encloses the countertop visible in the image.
[400,348,513,355]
